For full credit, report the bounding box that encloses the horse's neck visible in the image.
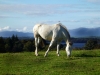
[62,30,70,44]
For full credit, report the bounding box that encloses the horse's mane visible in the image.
[58,23,68,30]
[58,23,71,38]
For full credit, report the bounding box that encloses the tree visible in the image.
[84,39,98,50]
[11,34,19,41]
[23,41,35,52]
[11,35,20,52]
[12,41,23,52]
[4,37,12,52]
[5,44,10,52]
[0,37,5,52]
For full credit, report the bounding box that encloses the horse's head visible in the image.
[66,41,73,57]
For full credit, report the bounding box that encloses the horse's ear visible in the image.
[69,42,73,46]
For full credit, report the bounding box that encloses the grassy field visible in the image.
[0,50,100,75]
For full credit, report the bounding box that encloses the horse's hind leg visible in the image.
[35,37,41,56]
[35,37,43,56]
[35,37,38,56]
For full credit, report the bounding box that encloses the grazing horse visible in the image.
[33,23,73,57]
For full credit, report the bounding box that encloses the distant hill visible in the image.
[0,31,33,37]
[0,27,100,37]
[69,27,100,37]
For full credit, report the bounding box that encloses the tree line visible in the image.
[0,35,100,53]
[0,35,35,53]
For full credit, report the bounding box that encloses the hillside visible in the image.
[69,27,100,37]
[0,50,100,75]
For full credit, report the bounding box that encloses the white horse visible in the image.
[33,23,73,57]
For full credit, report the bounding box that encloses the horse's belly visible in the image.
[39,31,52,41]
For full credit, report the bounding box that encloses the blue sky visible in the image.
[0,0,100,32]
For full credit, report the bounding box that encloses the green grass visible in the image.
[0,50,100,75]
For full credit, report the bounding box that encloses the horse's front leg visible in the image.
[44,40,55,57]
[57,43,60,56]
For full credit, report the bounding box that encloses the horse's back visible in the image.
[33,23,69,41]
[33,24,54,40]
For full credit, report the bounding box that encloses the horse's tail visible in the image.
[40,39,45,48]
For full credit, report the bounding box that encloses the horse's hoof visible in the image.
[35,54,38,56]
[58,54,60,56]
[44,55,46,57]
[56,53,60,56]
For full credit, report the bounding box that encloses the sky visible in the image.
[0,0,100,32]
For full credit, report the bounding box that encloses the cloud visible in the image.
[0,26,29,32]
[89,20,100,25]
[23,27,27,31]
[87,0,100,2]
[0,3,100,18]
[0,15,9,18]
[0,26,11,31]
[0,4,83,17]
[16,29,21,32]
[16,26,29,32]
[0,28,2,31]
[87,0,100,4]
[0,15,19,18]
[85,18,100,26]
[3,26,10,30]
